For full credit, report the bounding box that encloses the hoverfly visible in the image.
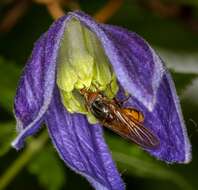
[80,88,160,149]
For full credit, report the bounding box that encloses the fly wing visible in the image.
[103,109,159,149]
[122,108,144,123]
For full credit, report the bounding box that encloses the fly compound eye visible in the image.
[94,98,103,106]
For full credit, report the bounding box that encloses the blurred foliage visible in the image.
[28,146,66,190]
[0,57,21,112]
[106,134,193,190]
[0,122,15,156]
[171,72,197,95]
[0,0,198,190]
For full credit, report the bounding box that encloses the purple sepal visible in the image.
[12,10,191,190]
[117,72,191,163]
[69,11,191,163]
[12,16,68,149]
[45,88,125,190]
[70,11,164,111]
[12,12,125,189]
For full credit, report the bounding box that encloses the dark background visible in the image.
[0,0,198,190]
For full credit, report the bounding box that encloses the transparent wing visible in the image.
[103,109,159,149]
[122,108,144,123]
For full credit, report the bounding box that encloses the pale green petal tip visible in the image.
[72,54,94,88]
[104,74,119,98]
[60,90,87,113]
[56,18,119,124]
[87,113,98,124]
[57,67,77,92]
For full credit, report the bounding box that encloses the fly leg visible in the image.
[112,95,131,108]
[119,95,131,105]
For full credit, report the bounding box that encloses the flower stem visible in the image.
[34,0,65,20]
[46,1,65,20]
[0,0,30,33]
[0,131,48,190]
[94,0,124,23]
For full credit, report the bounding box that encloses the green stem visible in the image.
[0,131,48,190]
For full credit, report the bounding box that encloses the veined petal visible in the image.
[45,88,125,190]
[12,16,70,149]
[117,71,191,163]
[70,11,164,111]
[101,25,165,111]
[68,11,191,162]
[56,18,118,116]
[12,12,191,190]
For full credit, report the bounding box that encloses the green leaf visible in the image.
[171,72,197,95]
[105,134,193,190]
[28,146,66,190]
[158,50,198,74]
[157,49,198,95]
[0,57,21,112]
[0,122,16,156]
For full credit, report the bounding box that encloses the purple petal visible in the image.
[12,12,191,188]
[70,11,164,111]
[12,12,125,189]
[117,71,191,163]
[12,16,69,149]
[70,11,191,163]
[45,88,125,190]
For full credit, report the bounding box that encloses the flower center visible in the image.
[56,18,118,123]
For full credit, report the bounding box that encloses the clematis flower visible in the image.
[12,11,191,190]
